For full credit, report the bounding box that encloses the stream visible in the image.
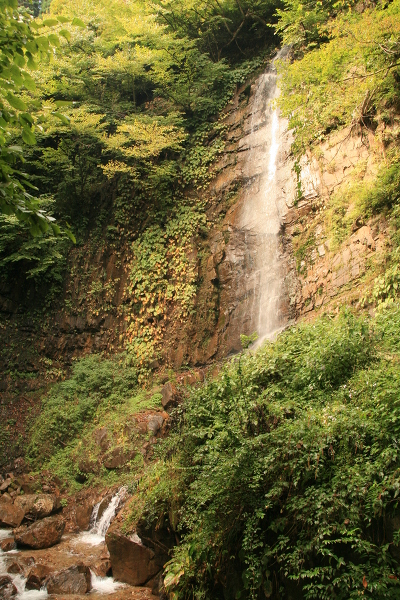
[0,490,154,599]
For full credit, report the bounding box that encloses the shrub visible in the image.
[134,309,400,599]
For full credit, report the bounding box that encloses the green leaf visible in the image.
[36,37,49,52]
[13,54,26,68]
[25,41,38,54]
[6,93,27,111]
[43,19,59,27]
[19,113,34,127]
[22,73,36,92]
[10,65,23,86]
[52,112,70,125]
[27,57,38,70]
[64,227,76,243]
[21,128,36,145]
[8,146,23,153]
[71,17,85,28]
[57,16,70,24]
[48,34,60,48]
[59,30,71,42]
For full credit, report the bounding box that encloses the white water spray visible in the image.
[0,530,48,600]
[80,486,127,546]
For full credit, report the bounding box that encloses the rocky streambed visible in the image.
[0,486,160,599]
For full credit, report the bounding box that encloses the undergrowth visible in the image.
[27,353,163,490]
[129,307,400,600]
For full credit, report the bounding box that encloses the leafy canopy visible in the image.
[0,0,82,237]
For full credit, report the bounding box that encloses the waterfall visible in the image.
[80,486,127,546]
[223,48,294,351]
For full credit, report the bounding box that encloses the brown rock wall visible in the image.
[289,125,390,317]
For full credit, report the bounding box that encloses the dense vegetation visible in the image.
[2,1,400,599]
[27,352,162,489]
[131,307,400,599]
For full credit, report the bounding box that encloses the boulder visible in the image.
[0,537,16,552]
[93,427,110,452]
[26,564,53,590]
[7,562,23,574]
[0,478,11,492]
[97,494,112,521]
[14,515,65,549]
[91,558,112,577]
[0,502,25,528]
[46,563,92,594]
[0,493,12,504]
[75,503,94,531]
[14,475,38,495]
[12,457,26,475]
[78,456,100,475]
[161,382,177,409]
[14,493,60,520]
[106,526,162,586]
[0,576,17,598]
[103,446,134,469]
[147,414,164,435]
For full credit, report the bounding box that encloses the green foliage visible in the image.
[124,202,206,373]
[153,0,280,63]
[0,209,71,305]
[132,309,400,599]
[240,331,258,349]
[28,353,138,463]
[277,1,400,154]
[275,0,357,53]
[0,0,79,235]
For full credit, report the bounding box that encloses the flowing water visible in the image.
[79,486,128,546]
[0,488,145,598]
[223,48,294,351]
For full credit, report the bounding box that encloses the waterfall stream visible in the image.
[223,48,294,352]
[0,488,128,598]
[80,486,127,546]
[241,49,292,345]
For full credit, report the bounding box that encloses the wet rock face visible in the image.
[91,557,112,577]
[0,537,16,552]
[14,515,65,549]
[106,526,163,586]
[7,562,23,575]
[97,494,113,521]
[46,563,92,594]
[0,575,17,598]
[26,564,53,590]
[0,502,25,528]
[66,489,101,532]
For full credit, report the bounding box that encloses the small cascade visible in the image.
[0,529,48,600]
[80,486,127,546]
[90,569,124,594]
[0,489,130,598]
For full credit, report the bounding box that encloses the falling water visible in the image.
[0,529,48,600]
[225,48,294,350]
[80,486,127,546]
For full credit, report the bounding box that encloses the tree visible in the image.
[0,0,77,237]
